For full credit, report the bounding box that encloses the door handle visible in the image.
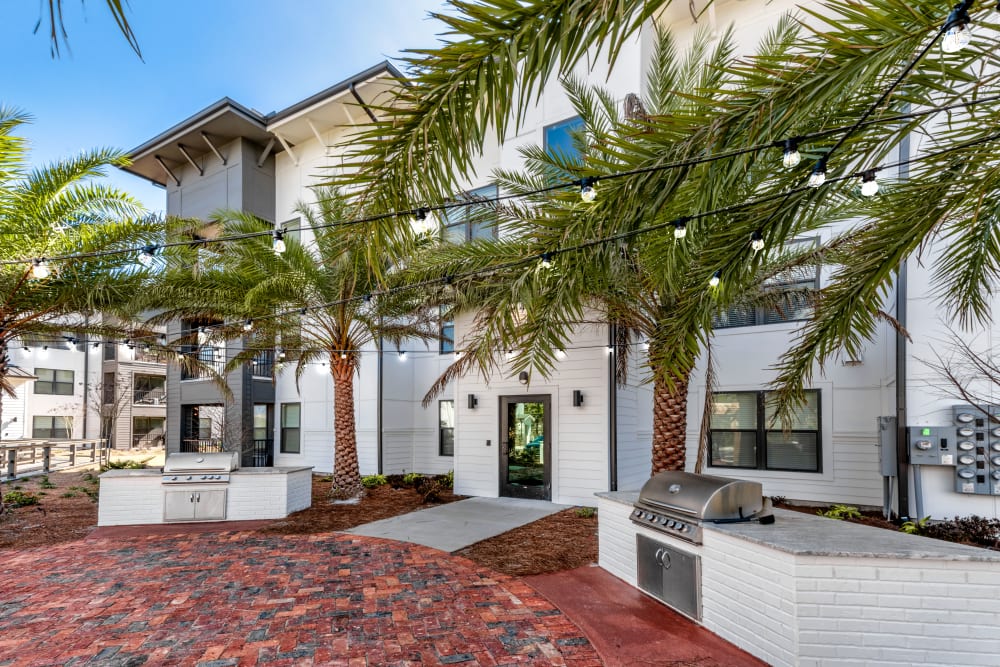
[189,493,194,503]
[196,493,200,502]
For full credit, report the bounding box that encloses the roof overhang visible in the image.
[6,366,38,389]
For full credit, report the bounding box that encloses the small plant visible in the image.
[81,472,96,482]
[361,474,388,488]
[402,472,423,486]
[101,457,152,471]
[819,505,862,521]
[921,515,1000,549]
[576,507,596,518]
[439,470,454,489]
[61,491,79,498]
[3,490,40,507]
[901,516,931,534]
[37,475,56,489]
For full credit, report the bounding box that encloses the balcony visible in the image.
[180,438,224,453]
[180,346,226,380]
[250,349,275,377]
[133,388,166,406]
[250,439,274,467]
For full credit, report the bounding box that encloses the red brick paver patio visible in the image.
[0,532,601,666]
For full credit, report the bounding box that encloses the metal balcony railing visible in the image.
[250,350,275,377]
[180,438,224,453]
[249,439,274,467]
[133,388,166,405]
[180,347,226,380]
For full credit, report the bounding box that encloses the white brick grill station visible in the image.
[598,473,1000,667]
[98,452,311,526]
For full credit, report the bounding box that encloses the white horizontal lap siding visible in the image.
[616,352,653,491]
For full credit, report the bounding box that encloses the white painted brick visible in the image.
[831,565,877,580]
[876,568,922,582]
[920,568,968,584]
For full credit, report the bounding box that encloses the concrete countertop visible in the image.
[100,468,162,478]
[595,491,1000,562]
[101,466,313,478]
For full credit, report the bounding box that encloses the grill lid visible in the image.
[163,451,240,473]
[636,471,762,521]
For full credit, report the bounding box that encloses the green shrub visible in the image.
[61,491,79,498]
[920,515,1000,549]
[900,516,930,534]
[101,457,152,471]
[3,490,40,507]
[440,470,454,489]
[361,474,388,488]
[402,472,423,486]
[37,475,55,489]
[576,507,596,518]
[818,505,861,521]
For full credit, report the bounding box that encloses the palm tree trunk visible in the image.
[330,358,362,499]
[651,368,690,473]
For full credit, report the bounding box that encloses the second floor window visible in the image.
[35,368,74,396]
[134,375,166,404]
[544,116,585,164]
[439,305,454,354]
[442,184,498,243]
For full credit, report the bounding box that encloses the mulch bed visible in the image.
[775,501,900,531]
[0,471,99,550]
[456,509,599,576]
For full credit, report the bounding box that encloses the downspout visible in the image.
[377,334,384,475]
[894,131,911,521]
[349,83,380,124]
[82,315,90,440]
[608,323,618,491]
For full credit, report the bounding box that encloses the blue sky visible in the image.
[2,1,447,212]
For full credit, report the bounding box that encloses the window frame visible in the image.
[439,399,455,457]
[280,403,301,454]
[439,305,455,354]
[32,415,73,439]
[441,184,499,243]
[543,116,585,163]
[708,389,822,473]
[34,368,74,396]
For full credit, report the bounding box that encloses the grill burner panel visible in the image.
[633,471,763,544]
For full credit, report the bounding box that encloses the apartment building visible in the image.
[120,0,998,519]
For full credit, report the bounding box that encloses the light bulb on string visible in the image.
[138,245,157,267]
[68,338,78,351]
[807,159,827,188]
[554,349,567,361]
[159,334,167,345]
[93,341,101,349]
[782,139,801,168]
[673,219,688,240]
[709,270,721,288]
[411,208,434,235]
[750,230,765,252]
[941,4,973,53]
[340,351,348,360]
[272,229,286,255]
[399,350,407,362]
[243,319,254,332]
[30,258,51,279]
[277,348,286,361]
[22,346,31,356]
[539,252,553,269]
[39,345,49,358]
[579,177,597,203]
[860,170,879,197]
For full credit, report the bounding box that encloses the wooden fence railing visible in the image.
[0,439,111,480]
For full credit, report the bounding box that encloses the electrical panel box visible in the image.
[878,416,897,476]
[951,405,999,495]
[907,426,954,466]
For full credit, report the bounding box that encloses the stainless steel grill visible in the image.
[631,471,764,544]
[162,451,239,484]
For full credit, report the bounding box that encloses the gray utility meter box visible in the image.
[951,405,1000,495]
[907,425,955,466]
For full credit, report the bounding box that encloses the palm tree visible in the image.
[36,0,141,58]
[144,187,438,498]
[409,26,831,472]
[335,0,1000,425]
[0,106,154,451]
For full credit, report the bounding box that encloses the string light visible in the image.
[808,159,827,187]
[30,259,51,279]
[243,319,254,332]
[750,230,765,252]
[399,351,407,361]
[272,229,286,255]
[159,334,167,345]
[860,170,879,197]
[539,252,553,269]
[580,177,597,203]
[39,345,49,358]
[605,345,614,354]
[340,351,348,360]
[138,245,158,266]
[782,139,801,168]
[709,270,721,287]
[554,349,567,361]
[277,348,286,361]
[941,1,973,53]
[411,207,435,235]
[673,219,687,240]
[21,346,30,356]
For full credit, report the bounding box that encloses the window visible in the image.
[713,238,819,329]
[281,403,301,454]
[133,417,165,448]
[133,374,165,404]
[442,184,498,243]
[544,116,585,163]
[439,400,455,456]
[34,368,74,396]
[33,416,72,439]
[103,372,116,404]
[281,217,301,242]
[709,390,821,472]
[104,338,117,361]
[439,305,454,354]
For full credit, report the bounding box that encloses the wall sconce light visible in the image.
[573,390,584,407]
[467,394,478,409]
[518,371,529,385]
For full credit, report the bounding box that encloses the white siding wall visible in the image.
[616,347,653,491]
[19,344,102,440]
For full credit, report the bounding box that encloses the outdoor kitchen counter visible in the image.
[98,465,313,526]
[597,490,1000,561]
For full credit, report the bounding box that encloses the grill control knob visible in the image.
[186,475,192,481]
[659,517,668,525]
[677,523,687,532]
[993,471,1000,481]
[667,520,676,529]
[171,476,177,481]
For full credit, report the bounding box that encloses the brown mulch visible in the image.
[0,470,100,550]
[456,508,599,576]
[261,476,465,535]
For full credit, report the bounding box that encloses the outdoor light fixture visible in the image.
[138,245,157,266]
[750,230,765,252]
[539,252,553,269]
[93,341,101,349]
[782,139,801,168]
[243,319,254,332]
[860,170,879,197]
[468,394,479,409]
[579,177,597,203]
[272,229,286,255]
[518,371,530,385]
[30,258,51,279]
[808,159,827,187]
[709,270,721,287]
[673,219,688,240]
[941,2,973,53]
[573,390,584,407]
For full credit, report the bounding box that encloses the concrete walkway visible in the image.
[345,496,568,551]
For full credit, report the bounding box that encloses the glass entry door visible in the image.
[499,395,551,500]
